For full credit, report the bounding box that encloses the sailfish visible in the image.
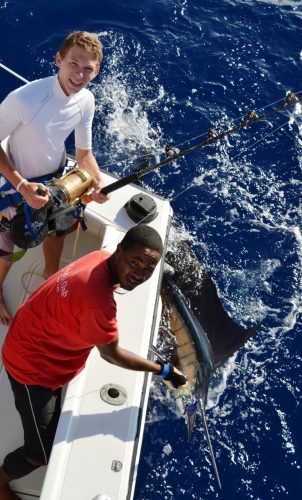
[156,240,259,488]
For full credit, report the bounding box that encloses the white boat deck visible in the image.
[0,171,172,499]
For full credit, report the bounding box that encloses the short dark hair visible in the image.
[120,224,163,255]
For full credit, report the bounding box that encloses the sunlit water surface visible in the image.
[0,1,302,498]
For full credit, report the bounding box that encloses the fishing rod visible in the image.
[1,61,301,197]
[0,62,29,83]
[100,90,301,195]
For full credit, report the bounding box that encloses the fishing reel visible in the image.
[48,167,93,207]
[10,167,93,249]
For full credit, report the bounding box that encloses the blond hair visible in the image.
[59,31,103,64]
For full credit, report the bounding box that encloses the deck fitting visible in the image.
[124,192,158,222]
[100,383,128,406]
[111,459,123,472]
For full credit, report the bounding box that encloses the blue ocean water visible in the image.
[1,1,302,499]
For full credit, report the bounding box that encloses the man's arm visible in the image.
[0,145,50,209]
[97,339,162,374]
[97,340,187,389]
[0,145,23,188]
[75,147,108,203]
[0,92,48,208]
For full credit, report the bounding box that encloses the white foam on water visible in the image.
[74,20,302,500]
[91,31,167,171]
[275,407,295,455]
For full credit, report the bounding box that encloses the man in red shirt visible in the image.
[0,224,186,499]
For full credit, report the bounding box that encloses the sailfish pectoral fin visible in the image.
[199,400,222,489]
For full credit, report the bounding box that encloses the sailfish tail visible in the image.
[199,400,222,489]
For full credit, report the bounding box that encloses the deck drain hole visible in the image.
[100,384,127,406]
[108,387,119,398]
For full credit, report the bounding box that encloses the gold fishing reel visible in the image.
[51,167,93,205]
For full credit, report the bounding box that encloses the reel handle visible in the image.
[36,184,48,196]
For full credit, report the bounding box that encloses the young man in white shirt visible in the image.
[0,31,108,324]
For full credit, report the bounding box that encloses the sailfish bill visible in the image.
[199,401,222,489]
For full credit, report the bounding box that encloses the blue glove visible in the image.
[158,362,187,389]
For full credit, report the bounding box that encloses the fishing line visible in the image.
[181,88,302,148]
[168,117,291,204]
[229,119,289,163]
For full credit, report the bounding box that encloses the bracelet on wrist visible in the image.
[16,178,28,192]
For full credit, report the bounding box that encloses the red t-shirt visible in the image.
[2,250,118,390]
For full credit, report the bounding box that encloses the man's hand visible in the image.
[90,182,109,204]
[75,148,109,204]
[158,363,187,389]
[19,181,50,209]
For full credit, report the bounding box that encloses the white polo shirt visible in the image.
[0,75,95,179]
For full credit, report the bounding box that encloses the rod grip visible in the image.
[81,172,140,203]
[100,173,139,195]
